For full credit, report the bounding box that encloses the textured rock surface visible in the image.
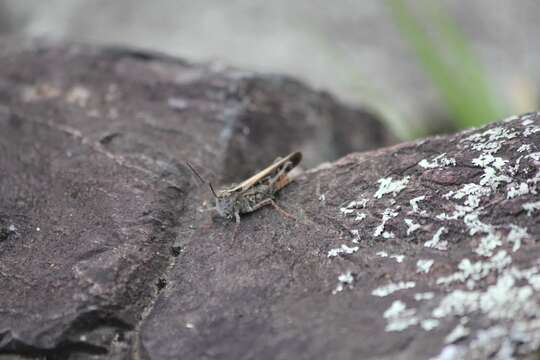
[1,42,539,360]
[0,42,390,359]
[139,113,540,360]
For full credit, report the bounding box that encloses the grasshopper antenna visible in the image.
[208,182,218,198]
[186,162,218,198]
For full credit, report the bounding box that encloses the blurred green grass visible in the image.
[387,0,509,131]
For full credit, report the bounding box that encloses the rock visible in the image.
[1,42,539,360]
[139,113,540,360]
[0,42,389,358]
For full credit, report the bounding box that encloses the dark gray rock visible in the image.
[0,42,390,359]
[139,113,540,360]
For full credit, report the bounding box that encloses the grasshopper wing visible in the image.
[225,152,302,193]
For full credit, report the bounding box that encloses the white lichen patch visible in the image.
[339,207,355,215]
[421,319,440,331]
[507,224,528,252]
[471,154,507,169]
[414,292,435,301]
[340,199,368,215]
[332,271,355,294]
[463,212,493,236]
[383,300,419,332]
[510,155,524,176]
[424,227,448,251]
[340,199,368,220]
[337,117,540,355]
[419,153,456,169]
[474,231,502,257]
[523,201,540,216]
[328,244,359,258]
[409,195,426,214]
[463,212,528,257]
[354,213,367,221]
[373,208,399,237]
[445,323,471,344]
[526,151,540,161]
[507,182,529,199]
[479,167,512,189]
[372,116,540,354]
[462,126,518,154]
[350,229,361,243]
[527,273,540,290]
[467,325,512,359]
[377,251,404,263]
[436,250,512,289]
[517,144,532,153]
[524,125,540,137]
[430,345,466,360]
[528,172,540,193]
[521,114,535,125]
[417,259,434,274]
[374,176,410,199]
[372,281,416,297]
[405,218,421,235]
[433,267,538,321]
[444,183,491,209]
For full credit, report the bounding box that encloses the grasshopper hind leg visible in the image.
[249,198,296,221]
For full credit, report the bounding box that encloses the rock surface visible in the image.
[140,113,540,360]
[0,42,390,359]
[0,43,539,360]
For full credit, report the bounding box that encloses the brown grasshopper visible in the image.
[187,152,302,223]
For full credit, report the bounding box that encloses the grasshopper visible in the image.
[187,152,302,223]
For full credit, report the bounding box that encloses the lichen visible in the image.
[376,251,404,263]
[372,281,416,297]
[523,201,540,216]
[332,271,355,294]
[333,113,539,356]
[409,195,426,214]
[424,227,448,251]
[328,244,359,258]
[373,208,399,237]
[374,177,410,199]
[445,323,470,344]
[436,250,511,289]
[416,259,434,274]
[418,153,456,169]
[414,292,435,301]
[405,218,421,235]
[383,300,419,332]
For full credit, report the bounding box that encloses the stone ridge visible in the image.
[0,42,388,358]
[139,113,540,360]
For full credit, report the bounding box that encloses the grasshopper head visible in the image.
[185,161,237,220]
[209,184,236,220]
[214,193,236,219]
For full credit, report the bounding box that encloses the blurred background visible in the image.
[0,0,538,139]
